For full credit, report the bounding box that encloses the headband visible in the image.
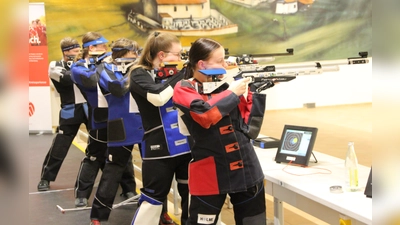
[111,45,135,52]
[112,46,143,54]
[61,44,80,52]
[82,36,108,48]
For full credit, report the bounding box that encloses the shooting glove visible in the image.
[49,65,66,82]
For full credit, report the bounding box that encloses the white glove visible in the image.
[228,77,251,96]
[48,61,66,82]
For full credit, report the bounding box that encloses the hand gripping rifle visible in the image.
[196,48,295,93]
[200,48,294,94]
[199,68,280,94]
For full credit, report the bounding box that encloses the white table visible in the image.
[255,147,372,225]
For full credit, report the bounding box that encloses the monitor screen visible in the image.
[275,125,318,166]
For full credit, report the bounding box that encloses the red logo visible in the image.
[29,102,35,117]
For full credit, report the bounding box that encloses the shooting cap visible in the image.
[82,36,108,48]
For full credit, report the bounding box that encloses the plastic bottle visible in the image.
[339,214,352,225]
[345,142,359,191]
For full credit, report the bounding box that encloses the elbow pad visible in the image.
[147,86,174,106]
[108,81,128,98]
[80,74,98,88]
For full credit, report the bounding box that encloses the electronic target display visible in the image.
[275,125,318,166]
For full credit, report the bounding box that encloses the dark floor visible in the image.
[29,133,138,225]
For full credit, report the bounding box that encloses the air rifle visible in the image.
[235,51,370,82]
[199,68,278,94]
[199,65,297,94]
[114,58,137,73]
[66,55,76,67]
[201,51,370,94]
[88,51,111,65]
[155,61,187,79]
[227,48,294,65]
[199,49,294,94]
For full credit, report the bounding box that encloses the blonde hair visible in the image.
[127,32,180,88]
[135,32,180,70]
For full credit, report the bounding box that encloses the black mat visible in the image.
[29,134,137,225]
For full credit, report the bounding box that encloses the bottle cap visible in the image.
[330,185,343,193]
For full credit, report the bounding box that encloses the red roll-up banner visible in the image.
[29,2,52,133]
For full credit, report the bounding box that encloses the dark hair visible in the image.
[185,38,222,79]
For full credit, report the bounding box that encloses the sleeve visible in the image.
[238,90,266,139]
[70,61,98,90]
[173,80,240,129]
[98,64,129,98]
[130,68,183,107]
[97,63,109,92]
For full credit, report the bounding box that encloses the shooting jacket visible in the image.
[49,60,88,125]
[97,62,144,147]
[129,67,191,159]
[71,56,109,130]
[173,79,266,195]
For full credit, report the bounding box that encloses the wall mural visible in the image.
[32,0,371,64]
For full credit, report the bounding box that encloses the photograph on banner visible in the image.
[29,2,49,87]
[29,2,52,132]
[29,3,47,46]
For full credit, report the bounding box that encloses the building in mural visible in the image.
[226,0,314,14]
[275,0,298,14]
[225,0,269,8]
[275,0,315,14]
[127,0,238,36]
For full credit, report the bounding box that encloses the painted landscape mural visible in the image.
[30,0,371,63]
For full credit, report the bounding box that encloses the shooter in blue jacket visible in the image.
[70,32,136,211]
[89,38,144,224]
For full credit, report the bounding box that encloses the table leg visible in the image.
[274,197,284,225]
